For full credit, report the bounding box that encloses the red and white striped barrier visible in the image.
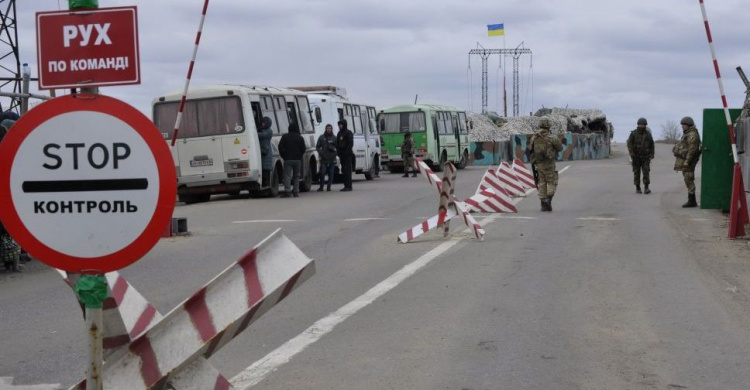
[497,161,526,197]
[67,229,314,389]
[465,189,518,214]
[170,0,210,147]
[511,158,536,190]
[414,159,443,194]
[59,271,163,358]
[399,161,485,243]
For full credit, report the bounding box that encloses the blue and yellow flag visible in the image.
[487,23,504,37]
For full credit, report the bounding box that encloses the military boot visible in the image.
[540,198,549,212]
[682,193,697,208]
[636,185,642,194]
[402,173,409,178]
[547,195,554,212]
[644,185,651,194]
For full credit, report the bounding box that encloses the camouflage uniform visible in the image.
[674,116,701,207]
[530,118,563,211]
[626,118,655,194]
[401,134,416,177]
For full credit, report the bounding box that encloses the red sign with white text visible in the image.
[36,6,140,89]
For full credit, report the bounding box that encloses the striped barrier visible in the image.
[399,160,485,243]
[497,161,525,197]
[59,271,163,358]
[511,158,536,190]
[463,169,517,214]
[65,229,314,389]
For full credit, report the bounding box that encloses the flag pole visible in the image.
[503,31,507,117]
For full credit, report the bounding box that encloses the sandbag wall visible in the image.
[469,132,610,166]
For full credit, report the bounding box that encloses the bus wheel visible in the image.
[299,161,313,192]
[179,193,211,204]
[267,166,280,197]
[433,152,447,172]
[456,149,469,169]
[365,155,379,180]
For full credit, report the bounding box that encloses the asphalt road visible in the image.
[3,143,750,389]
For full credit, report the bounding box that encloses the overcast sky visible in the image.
[12,0,750,141]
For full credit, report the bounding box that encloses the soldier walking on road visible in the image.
[401,131,417,178]
[530,118,563,212]
[673,116,702,208]
[627,117,655,194]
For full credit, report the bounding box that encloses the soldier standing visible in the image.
[626,117,655,194]
[673,116,701,208]
[401,131,417,177]
[530,118,563,212]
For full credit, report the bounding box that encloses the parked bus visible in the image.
[152,84,317,203]
[291,86,380,180]
[378,104,470,172]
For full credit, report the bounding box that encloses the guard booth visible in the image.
[738,116,750,210]
[700,109,742,210]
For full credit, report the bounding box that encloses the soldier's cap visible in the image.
[637,117,647,126]
[680,116,695,126]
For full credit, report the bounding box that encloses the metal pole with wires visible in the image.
[170,0,210,146]
[698,0,748,238]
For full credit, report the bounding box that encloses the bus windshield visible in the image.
[380,112,426,133]
[154,96,245,139]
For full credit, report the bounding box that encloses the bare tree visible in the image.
[660,120,680,143]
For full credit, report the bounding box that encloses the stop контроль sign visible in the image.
[0,94,176,273]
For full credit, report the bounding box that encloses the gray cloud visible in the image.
[11,0,750,141]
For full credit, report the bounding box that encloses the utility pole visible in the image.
[0,0,20,113]
[468,44,531,116]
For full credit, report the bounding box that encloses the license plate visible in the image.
[190,159,214,167]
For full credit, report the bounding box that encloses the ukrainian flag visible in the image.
[487,23,504,37]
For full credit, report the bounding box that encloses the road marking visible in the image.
[559,165,571,174]
[497,215,537,220]
[231,164,573,388]
[577,217,621,221]
[232,220,301,224]
[230,215,500,389]
[344,218,389,221]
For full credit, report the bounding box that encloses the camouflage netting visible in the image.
[468,107,611,142]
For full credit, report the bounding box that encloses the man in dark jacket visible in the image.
[278,123,306,198]
[258,117,274,186]
[336,119,354,191]
[316,124,337,191]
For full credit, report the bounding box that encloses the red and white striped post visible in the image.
[698,0,749,238]
[170,0,210,146]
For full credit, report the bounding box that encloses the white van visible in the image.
[152,84,317,203]
[291,86,381,180]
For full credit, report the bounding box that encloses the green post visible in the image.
[75,275,107,390]
[68,0,98,9]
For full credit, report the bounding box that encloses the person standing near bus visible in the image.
[316,124,337,192]
[337,119,354,191]
[258,117,274,187]
[401,131,417,177]
[278,123,306,198]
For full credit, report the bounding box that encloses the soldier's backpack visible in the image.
[532,136,555,163]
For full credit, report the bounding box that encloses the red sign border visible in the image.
[0,94,176,273]
[35,6,141,90]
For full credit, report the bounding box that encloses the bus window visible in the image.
[338,107,344,121]
[367,107,378,135]
[261,96,280,134]
[379,112,426,133]
[153,96,244,139]
[458,112,468,134]
[251,102,262,131]
[314,106,322,124]
[436,112,447,134]
[451,114,459,135]
[353,105,363,135]
[286,101,300,129]
[274,96,290,134]
[296,96,315,134]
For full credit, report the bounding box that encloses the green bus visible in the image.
[378,104,470,172]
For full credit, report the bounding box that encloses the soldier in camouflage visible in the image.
[626,117,655,194]
[530,118,563,212]
[673,116,701,208]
